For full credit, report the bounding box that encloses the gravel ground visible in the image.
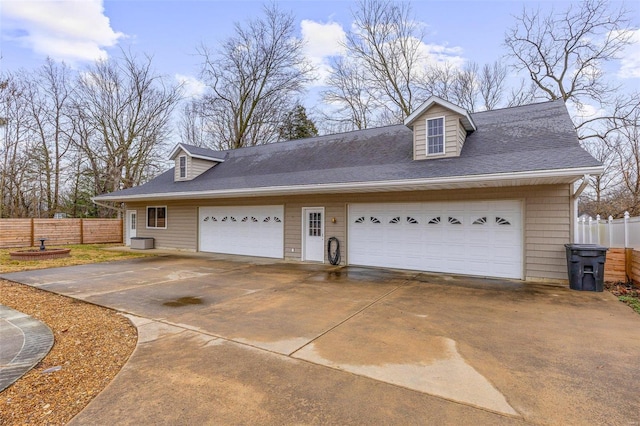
[0,279,137,425]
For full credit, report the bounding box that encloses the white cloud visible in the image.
[418,43,465,68]
[175,74,206,99]
[300,19,346,85]
[1,0,124,64]
[618,29,640,79]
[567,99,607,130]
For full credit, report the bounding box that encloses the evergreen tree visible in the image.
[278,104,318,141]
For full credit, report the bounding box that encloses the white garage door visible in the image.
[199,206,284,259]
[348,200,523,279]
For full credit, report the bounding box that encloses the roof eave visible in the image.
[404,96,477,131]
[92,166,603,203]
[190,153,225,162]
[169,143,225,162]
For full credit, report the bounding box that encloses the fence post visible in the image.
[588,216,593,244]
[624,211,630,248]
[30,218,35,247]
[608,215,613,248]
[595,215,601,245]
[580,217,584,244]
[80,218,84,244]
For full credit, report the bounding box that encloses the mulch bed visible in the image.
[0,280,136,425]
[605,280,640,297]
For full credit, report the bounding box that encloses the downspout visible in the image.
[572,175,590,243]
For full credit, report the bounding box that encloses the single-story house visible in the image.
[93,96,602,281]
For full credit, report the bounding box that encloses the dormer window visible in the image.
[179,156,187,178]
[427,117,445,155]
[170,143,225,182]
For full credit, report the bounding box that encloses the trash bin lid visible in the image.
[564,244,608,250]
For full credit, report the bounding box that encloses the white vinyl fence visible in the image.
[576,212,640,249]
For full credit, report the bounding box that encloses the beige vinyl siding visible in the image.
[457,122,466,153]
[324,203,347,264]
[190,158,216,179]
[125,183,571,281]
[523,186,572,280]
[127,202,198,250]
[284,203,302,261]
[413,104,466,160]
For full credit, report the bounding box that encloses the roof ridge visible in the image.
[471,98,564,116]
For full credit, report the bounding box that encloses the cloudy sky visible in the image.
[1,0,639,104]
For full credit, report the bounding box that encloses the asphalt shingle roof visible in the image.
[101,99,600,199]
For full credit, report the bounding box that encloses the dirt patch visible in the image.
[0,280,137,425]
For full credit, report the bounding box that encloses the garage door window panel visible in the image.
[147,206,167,229]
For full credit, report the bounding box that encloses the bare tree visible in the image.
[450,62,478,112]
[25,59,75,216]
[342,0,426,122]
[321,57,376,131]
[420,62,457,102]
[0,72,36,217]
[324,1,508,128]
[479,61,507,110]
[198,4,314,150]
[505,0,633,106]
[610,110,640,215]
[506,78,539,107]
[73,52,181,199]
[178,100,209,147]
[579,139,621,213]
[505,0,640,216]
[418,60,507,112]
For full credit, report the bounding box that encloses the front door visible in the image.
[303,207,324,262]
[126,210,137,245]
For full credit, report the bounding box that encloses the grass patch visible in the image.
[0,244,152,274]
[619,295,640,314]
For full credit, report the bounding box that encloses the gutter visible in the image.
[92,199,124,213]
[93,165,604,202]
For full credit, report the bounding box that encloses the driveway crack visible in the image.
[288,275,417,357]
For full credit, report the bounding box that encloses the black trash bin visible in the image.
[564,244,608,292]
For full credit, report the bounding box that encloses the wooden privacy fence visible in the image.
[0,218,123,248]
[604,248,640,285]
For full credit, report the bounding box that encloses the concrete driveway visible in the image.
[3,254,639,425]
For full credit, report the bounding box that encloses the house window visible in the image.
[147,206,167,229]
[427,117,444,155]
[179,156,187,178]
